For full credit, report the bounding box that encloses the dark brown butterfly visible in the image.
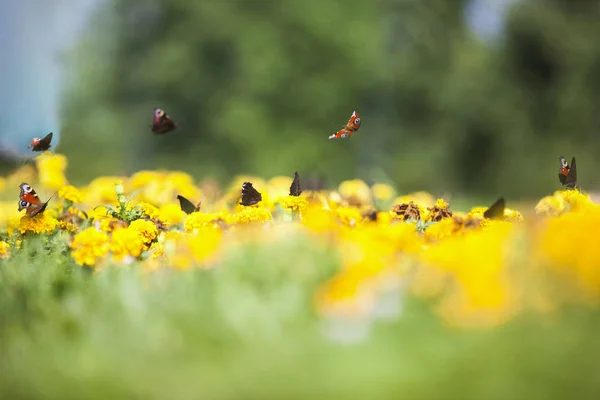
[28,132,53,152]
[558,156,577,189]
[289,171,302,196]
[240,182,262,206]
[152,108,178,134]
[177,195,202,214]
[18,182,54,217]
[483,197,505,220]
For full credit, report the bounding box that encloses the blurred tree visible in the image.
[60,0,600,199]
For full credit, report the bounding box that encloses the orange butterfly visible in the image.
[329,111,361,139]
[18,182,54,217]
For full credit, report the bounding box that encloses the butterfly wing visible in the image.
[177,195,199,214]
[289,172,302,196]
[18,182,49,217]
[35,132,53,151]
[564,156,577,188]
[152,108,178,134]
[558,156,569,185]
[240,182,262,206]
[483,197,505,220]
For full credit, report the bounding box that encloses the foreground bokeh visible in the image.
[1,152,600,399]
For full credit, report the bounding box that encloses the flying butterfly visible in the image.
[240,182,262,206]
[483,197,505,220]
[177,195,202,215]
[558,156,577,189]
[28,132,53,152]
[289,171,302,196]
[329,110,361,140]
[18,182,55,218]
[152,108,178,134]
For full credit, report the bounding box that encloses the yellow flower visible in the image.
[371,183,395,201]
[425,217,461,241]
[338,179,373,206]
[535,194,567,217]
[280,195,309,212]
[110,227,144,261]
[58,185,83,203]
[233,207,272,224]
[18,213,59,234]
[58,221,78,233]
[70,227,110,266]
[301,204,335,233]
[335,207,363,227]
[35,153,68,190]
[159,203,186,226]
[393,191,436,209]
[0,241,10,259]
[137,202,160,219]
[184,212,227,232]
[129,219,159,246]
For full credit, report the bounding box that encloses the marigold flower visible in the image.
[129,218,159,246]
[184,212,227,232]
[110,227,144,261]
[371,183,395,202]
[280,195,309,212]
[58,185,84,203]
[233,207,272,224]
[137,202,160,220]
[18,213,59,235]
[338,179,373,207]
[70,227,110,266]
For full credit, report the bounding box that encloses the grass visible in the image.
[2,233,600,400]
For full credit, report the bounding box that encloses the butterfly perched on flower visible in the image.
[28,132,53,152]
[558,156,577,189]
[18,182,54,217]
[483,197,505,220]
[329,110,361,140]
[177,195,202,214]
[152,108,178,134]
[289,172,302,196]
[240,182,262,206]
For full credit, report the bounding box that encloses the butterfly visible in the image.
[483,197,505,220]
[18,182,55,217]
[328,110,361,139]
[28,132,53,152]
[152,108,178,134]
[558,156,577,189]
[240,182,262,206]
[177,195,202,214]
[289,171,302,196]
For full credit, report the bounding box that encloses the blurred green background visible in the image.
[5,0,600,198]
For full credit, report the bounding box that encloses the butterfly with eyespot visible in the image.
[483,197,505,220]
[18,182,55,217]
[152,108,178,134]
[329,110,361,139]
[28,132,53,152]
[177,195,202,214]
[240,182,262,206]
[558,156,577,189]
[289,171,302,196]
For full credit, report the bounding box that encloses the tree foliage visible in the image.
[60,0,600,197]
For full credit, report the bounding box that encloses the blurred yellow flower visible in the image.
[58,185,84,203]
[137,202,160,220]
[159,203,186,226]
[110,227,144,261]
[70,227,110,266]
[393,191,436,209]
[35,153,68,190]
[184,212,226,232]
[0,241,10,259]
[338,179,372,206]
[371,183,395,201]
